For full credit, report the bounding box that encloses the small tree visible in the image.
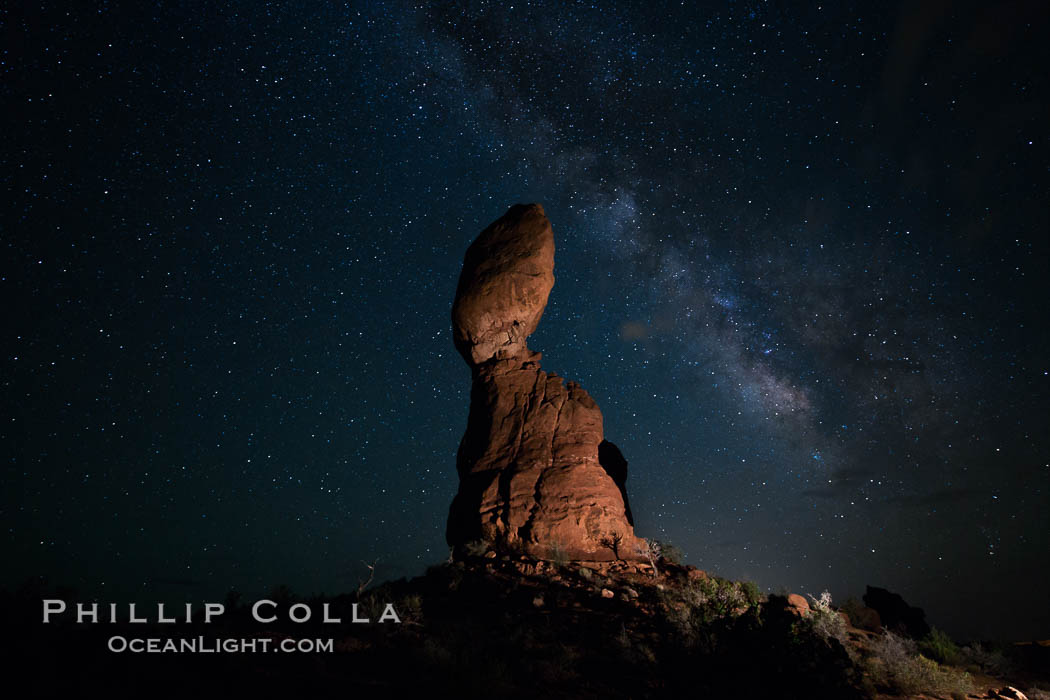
[641,538,661,578]
[599,532,624,561]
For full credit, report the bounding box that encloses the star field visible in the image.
[4,1,1048,639]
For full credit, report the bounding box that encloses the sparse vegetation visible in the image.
[641,538,662,577]
[961,640,1013,676]
[806,590,851,652]
[919,626,962,666]
[356,590,388,621]
[10,567,1045,699]
[839,596,866,626]
[739,580,762,607]
[658,574,754,638]
[866,630,975,697]
[547,539,570,567]
[658,540,684,565]
[398,593,423,621]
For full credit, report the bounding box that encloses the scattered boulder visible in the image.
[765,593,811,619]
[687,568,709,582]
[786,594,811,617]
[989,688,1028,700]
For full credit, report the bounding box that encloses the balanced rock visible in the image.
[451,203,555,366]
[447,204,645,562]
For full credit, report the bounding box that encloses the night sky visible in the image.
[5,2,1048,640]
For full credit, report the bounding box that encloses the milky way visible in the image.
[5,1,1048,638]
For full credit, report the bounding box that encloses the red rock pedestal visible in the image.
[446,204,645,562]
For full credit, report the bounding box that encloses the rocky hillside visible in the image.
[9,554,1047,698]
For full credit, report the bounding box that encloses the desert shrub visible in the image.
[657,593,694,636]
[919,627,962,666]
[807,590,851,652]
[739,580,762,608]
[444,564,464,591]
[548,540,570,567]
[398,593,423,621]
[691,578,748,621]
[357,591,387,621]
[658,541,684,565]
[839,597,866,625]
[646,575,867,698]
[657,576,751,640]
[900,656,974,697]
[867,630,975,697]
[867,630,916,686]
[614,622,658,667]
[696,577,748,619]
[463,539,490,557]
[961,641,1013,676]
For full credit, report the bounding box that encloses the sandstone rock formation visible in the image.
[450,203,555,367]
[845,604,882,633]
[447,203,645,562]
[862,585,929,638]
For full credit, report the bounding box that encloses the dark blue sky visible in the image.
[5,1,1048,639]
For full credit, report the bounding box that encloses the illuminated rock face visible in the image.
[447,204,644,562]
[450,203,555,367]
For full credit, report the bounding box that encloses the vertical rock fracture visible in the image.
[447,203,645,562]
